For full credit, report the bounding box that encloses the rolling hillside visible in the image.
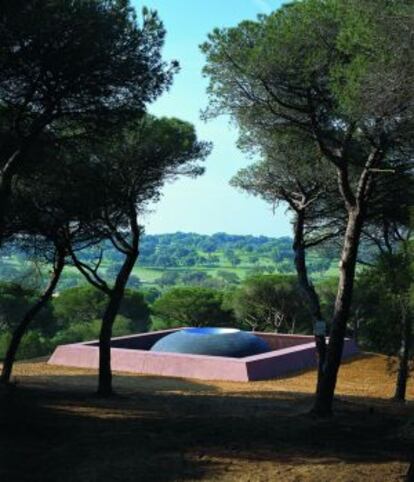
[0,232,347,291]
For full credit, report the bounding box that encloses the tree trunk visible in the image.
[353,311,360,344]
[0,175,12,242]
[292,210,326,394]
[97,249,138,397]
[0,249,65,384]
[0,145,36,243]
[406,461,414,482]
[393,300,411,402]
[313,207,364,416]
[0,151,20,243]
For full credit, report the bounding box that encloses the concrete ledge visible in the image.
[48,330,359,382]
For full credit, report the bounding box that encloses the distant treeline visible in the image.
[0,232,378,288]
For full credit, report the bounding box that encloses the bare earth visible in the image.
[0,353,412,482]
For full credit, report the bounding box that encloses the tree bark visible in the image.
[406,461,414,482]
[313,207,364,416]
[0,248,65,384]
[69,205,141,397]
[97,249,138,397]
[292,210,327,394]
[393,299,411,402]
[0,150,21,243]
[0,175,12,242]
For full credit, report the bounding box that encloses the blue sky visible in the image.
[133,0,291,237]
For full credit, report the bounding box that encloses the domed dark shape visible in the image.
[150,327,270,358]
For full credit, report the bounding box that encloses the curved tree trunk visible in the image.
[0,140,38,243]
[0,151,21,243]
[393,299,411,402]
[313,207,364,416]
[0,248,65,384]
[292,210,326,394]
[97,249,138,397]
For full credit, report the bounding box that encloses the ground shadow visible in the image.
[0,376,413,482]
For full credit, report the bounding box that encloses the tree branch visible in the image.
[67,242,111,295]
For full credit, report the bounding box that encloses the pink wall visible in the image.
[48,331,359,382]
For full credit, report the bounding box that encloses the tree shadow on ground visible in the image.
[0,377,413,482]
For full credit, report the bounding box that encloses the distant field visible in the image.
[133,266,165,283]
[0,231,346,290]
[133,264,258,283]
[133,263,338,287]
[0,255,339,290]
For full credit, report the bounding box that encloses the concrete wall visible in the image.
[48,331,359,382]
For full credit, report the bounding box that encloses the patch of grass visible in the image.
[133,266,164,283]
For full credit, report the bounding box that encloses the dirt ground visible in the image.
[0,353,413,482]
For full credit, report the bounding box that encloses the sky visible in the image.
[132,0,291,237]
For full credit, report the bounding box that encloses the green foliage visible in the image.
[179,271,210,286]
[0,330,51,361]
[53,286,150,334]
[0,261,20,280]
[201,0,414,241]
[117,290,151,332]
[17,331,51,360]
[0,0,177,138]
[53,286,107,327]
[316,243,413,355]
[217,270,240,285]
[141,287,162,304]
[0,282,55,335]
[0,284,151,360]
[202,0,413,127]
[226,275,310,333]
[156,271,181,287]
[152,287,235,329]
[316,277,339,322]
[51,322,101,347]
[150,316,181,331]
[2,232,351,290]
[0,332,11,360]
[127,275,141,289]
[277,259,296,274]
[0,283,37,331]
[352,246,413,354]
[51,316,135,347]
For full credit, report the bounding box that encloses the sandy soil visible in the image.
[0,353,412,482]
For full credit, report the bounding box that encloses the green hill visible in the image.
[0,232,344,290]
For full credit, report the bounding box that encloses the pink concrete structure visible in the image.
[48,329,359,382]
